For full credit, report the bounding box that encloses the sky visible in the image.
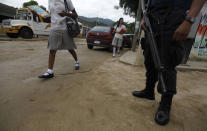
[0,0,135,23]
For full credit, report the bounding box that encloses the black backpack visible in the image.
[64,0,80,38]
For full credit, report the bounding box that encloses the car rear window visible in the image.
[90,26,110,33]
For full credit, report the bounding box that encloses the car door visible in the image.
[32,15,50,35]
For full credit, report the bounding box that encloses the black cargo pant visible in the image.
[142,7,186,95]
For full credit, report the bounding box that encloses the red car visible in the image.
[86,26,132,49]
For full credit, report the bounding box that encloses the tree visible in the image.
[39,5,47,11]
[23,0,38,8]
[119,0,139,16]
[127,22,135,34]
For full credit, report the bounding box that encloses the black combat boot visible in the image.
[155,94,173,125]
[132,88,155,100]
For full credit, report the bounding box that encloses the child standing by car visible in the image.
[112,18,127,57]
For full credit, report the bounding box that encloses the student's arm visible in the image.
[173,0,205,41]
[58,0,77,19]
[119,29,126,34]
[58,9,78,19]
[119,26,127,34]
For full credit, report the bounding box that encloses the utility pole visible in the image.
[131,0,142,51]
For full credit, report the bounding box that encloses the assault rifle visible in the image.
[140,0,166,93]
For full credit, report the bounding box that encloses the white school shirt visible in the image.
[114,24,127,39]
[48,0,75,30]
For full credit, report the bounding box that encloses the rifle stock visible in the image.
[141,0,166,93]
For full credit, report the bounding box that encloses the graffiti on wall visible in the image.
[194,3,207,56]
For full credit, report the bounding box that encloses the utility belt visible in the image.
[147,6,187,25]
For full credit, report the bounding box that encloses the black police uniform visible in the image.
[134,0,193,125]
[144,0,193,96]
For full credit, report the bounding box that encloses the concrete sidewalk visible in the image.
[120,50,207,72]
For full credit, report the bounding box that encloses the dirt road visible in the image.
[0,39,207,131]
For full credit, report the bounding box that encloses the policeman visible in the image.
[132,0,205,125]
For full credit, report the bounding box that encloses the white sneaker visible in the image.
[38,72,54,78]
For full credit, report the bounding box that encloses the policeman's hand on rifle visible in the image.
[173,21,192,41]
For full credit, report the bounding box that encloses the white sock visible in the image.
[113,47,116,55]
[75,60,79,64]
[47,69,53,74]
[75,61,79,67]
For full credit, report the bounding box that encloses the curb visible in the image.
[120,51,207,72]
[119,58,137,66]
[176,66,207,72]
[119,50,138,65]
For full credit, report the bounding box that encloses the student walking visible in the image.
[39,0,79,79]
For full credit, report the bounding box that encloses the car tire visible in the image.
[87,45,93,49]
[19,27,33,39]
[6,33,19,38]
